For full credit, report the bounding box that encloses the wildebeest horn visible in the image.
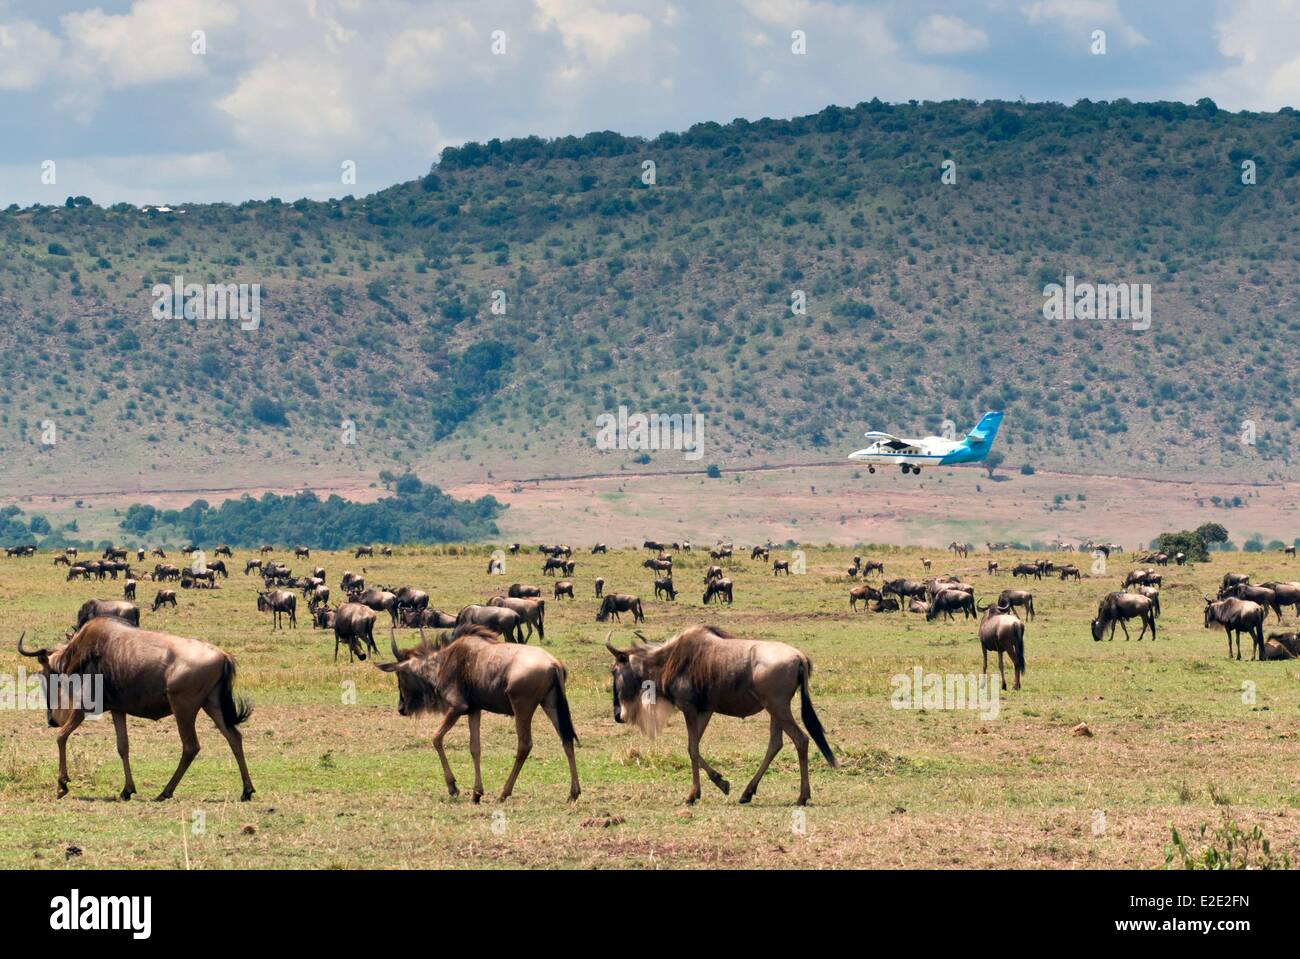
[604,632,628,661]
[389,626,404,661]
[16,632,45,658]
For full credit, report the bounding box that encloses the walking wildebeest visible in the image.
[215,545,232,557]
[377,625,580,803]
[594,577,605,599]
[1011,563,1041,580]
[997,589,1036,621]
[606,625,836,805]
[1090,592,1157,642]
[977,603,1026,691]
[597,594,645,623]
[487,596,545,642]
[654,577,677,600]
[1203,595,1266,661]
[152,590,177,612]
[644,558,673,576]
[553,580,575,600]
[456,605,525,643]
[702,578,733,605]
[355,545,374,558]
[849,585,883,611]
[751,546,769,561]
[333,602,379,662]
[257,590,297,629]
[18,622,254,802]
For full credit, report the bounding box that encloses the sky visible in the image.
[0,0,1296,206]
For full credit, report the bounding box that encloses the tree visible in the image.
[983,450,1005,478]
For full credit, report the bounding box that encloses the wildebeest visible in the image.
[53,554,69,567]
[597,594,645,623]
[155,563,180,581]
[508,582,542,599]
[704,565,724,583]
[773,560,791,576]
[1090,592,1157,642]
[75,599,140,629]
[606,625,835,805]
[356,587,399,626]
[849,585,882,611]
[259,544,274,554]
[751,546,770,561]
[643,540,665,553]
[392,586,429,614]
[1011,563,1041,581]
[594,577,605,599]
[926,588,976,622]
[1225,582,1280,621]
[542,557,567,576]
[861,560,884,578]
[355,545,374,558]
[244,559,262,576]
[377,625,580,803]
[399,607,457,629]
[215,545,233,557]
[1129,584,1162,617]
[340,570,364,594]
[553,580,575,600]
[591,544,607,554]
[1203,595,1266,661]
[1221,572,1250,592]
[456,605,525,643]
[123,579,136,601]
[643,558,673,576]
[18,621,254,801]
[1058,564,1081,581]
[332,602,379,662]
[257,590,297,629]
[487,596,545,642]
[709,546,733,561]
[977,603,1026,691]
[1258,581,1300,618]
[654,577,677,600]
[380,546,393,557]
[1123,569,1162,588]
[309,586,331,609]
[997,589,1036,621]
[987,561,999,575]
[208,559,229,578]
[294,546,310,559]
[151,590,177,612]
[702,578,733,605]
[882,578,927,608]
[872,598,900,613]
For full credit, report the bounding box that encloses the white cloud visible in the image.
[216,57,361,155]
[0,19,61,90]
[913,14,989,55]
[1187,0,1300,111]
[533,0,654,68]
[61,0,239,87]
[1020,0,1149,48]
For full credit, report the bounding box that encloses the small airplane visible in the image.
[848,411,1004,475]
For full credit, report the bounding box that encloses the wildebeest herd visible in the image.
[8,537,1300,812]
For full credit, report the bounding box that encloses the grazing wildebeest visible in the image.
[1058,564,1081,581]
[340,570,364,594]
[244,559,262,576]
[377,625,580,803]
[702,578,733,605]
[926,588,976,622]
[1203,595,1266,661]
[356,587,400,627]
[709,546,733,561]
[152,590,177,612]
[456,605,525,643]
[1011,563,1041,581]
[594,577,605,599]
[355,546,374,558]
[257,590,297,629]
[751,546,770,561]
[1130,584,1162,617]
[507,582,541,599]
[643,540,665,553]
[66,564,90,582]
[123,579,136,601]
[862,560,884,578]
[849,585,882,611]
[882,578,927,608]
[259,544,274,554]
[591,544,607,554]
[1123,569,1162,588]
[18,622,254,802]
[597,594,645,623]
[1221,572,1250,592]
[553,580,575,600]
[654,577,677,600]
[103,546,128,561]
[392,586,429,614]
[1091,592,1157,642]
[53,554,69,567]
[773,560,791,576]
[997,589,1036,621]
[332,602,379,662]
[75,599,140,629]
[487,596,545,642]
[309,586,330,609]
[606,625,836,805]
[214,545,232,557]
[399,607,457,629]
[704,565,724,584]
[155,563,180,581]
[977,603,1026,691]
[542,557,566,577]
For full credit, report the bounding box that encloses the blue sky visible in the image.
[0,0,1295,205]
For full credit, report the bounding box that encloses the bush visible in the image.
[249,397,289,427]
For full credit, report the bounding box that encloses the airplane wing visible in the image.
[862,430,904,441]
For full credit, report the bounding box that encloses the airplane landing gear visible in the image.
[867,466,876,474]
[900,464,910,475]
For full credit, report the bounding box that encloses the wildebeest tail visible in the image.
[1014,633,1026,674]
[798,659,836,767]
[536,599,545,641]
[549,666,578,745]
[219,658,253,726]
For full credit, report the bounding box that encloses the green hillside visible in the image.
[3,96,1299,494]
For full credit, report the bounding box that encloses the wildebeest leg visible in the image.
[767,701,812,805]
[55,710,85,798]
[539,695,581,802]
[430,709,465,797]
[739,716,784,804]
[997,650,1007,691]
[681,708,728,802]
[467,710,485,803]
[156,704,201,801]
[499,702,537,801]
[112,711,136,800]
[1119,618,1132,641]
[202,698,254,801]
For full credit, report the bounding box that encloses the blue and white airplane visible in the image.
[848,411,1005,475]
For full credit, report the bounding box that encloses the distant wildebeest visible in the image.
[882,578,927,608]
[1123,569,1162,588]
[155,563,180,582]
[542,557,566,576]
[103,546,128,561]
[244,559,262,576]
[554,580,575,600]
[509,543,521,555]
[926,588,976,622]
[862,560,884,578]
[355,545,374,558]
[392,586,429,615]
[1285,547,1297,559]
[123,579,136,601]
[977,603,1026,691]
[1058,564,1081,581]
[1174,552,1187,566]
[702,578,734,605]
[136,548,146,562]
[378,625,580,802]
[65,547,78,558]
[1221,572,1250,592]
[257,590,297,629]
[987,561,999,575]
[152,590,177,612]
[654,577,677,601]
[997,589,1036,621]
[380,546,394,557]
[151,547,166,558]
[751,546,769,561]
[487,596,545,643]
[709,546,733,561]
[355,587,399,626]
[259,544,274,554]
[456,604,525,643]
[948,541,970,558]
[1203,595,1266,661]
[309,586,330,609]
[399,607,457,630]
[704,565,724,584]
[18,621,254,801]
[487,555,505,575]
[594,577,605,599]
[293,546,310,559]
[1225,582,1280,621]
[597,594,645,623]
[1130,584,1162,617]
[1011,563,1041,580]
[606,625,835,805]
[591,544,608,554]
[75,599,140,629]
[340,570,364,594]
[53,554,70,567]
[508,583,541,599]
[872,598,900,613]
[773,560,791,576]
[1091,592,1157,642]
[643,540,665,553]
[849,585,882,611]
[214,545,232,557]
[332,602,378,662]
[66,564,91,581]
[644,558,673,575]
[208,559,228,579]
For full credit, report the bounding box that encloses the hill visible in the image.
[3,96,1299,499]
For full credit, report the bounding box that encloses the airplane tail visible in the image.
[965,411,1004,451]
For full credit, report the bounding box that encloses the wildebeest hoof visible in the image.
[738,791,754,804]
[471,791,483,804]
[119,788,134,801]
[447,783,459,797]
[568,790,580,803]
[153,793,172,802]
[710,775,730,795]
[241,787,255,802]
[56,783,69,799]
[796,796,810,807]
